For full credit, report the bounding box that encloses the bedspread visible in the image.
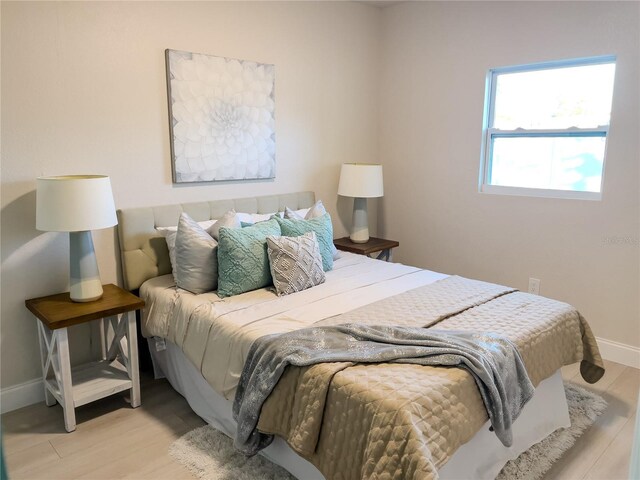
[255,277,604,480]
[235,326,534,454]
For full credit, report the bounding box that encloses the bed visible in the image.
[117,191,604,480]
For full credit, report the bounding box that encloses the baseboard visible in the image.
[596,337,640,369]
[1,378,44,414]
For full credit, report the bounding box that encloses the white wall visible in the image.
[3,0,638,408]
[1,1,380,391]
[379,2,640,351]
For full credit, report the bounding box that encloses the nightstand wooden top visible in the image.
[25,284,144,330]
[334,236,399,255]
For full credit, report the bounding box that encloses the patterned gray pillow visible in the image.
[266,232,326,296]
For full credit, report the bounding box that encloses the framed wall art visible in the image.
[165,49,276,183]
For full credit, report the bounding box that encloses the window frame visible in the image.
[479,55,616,201]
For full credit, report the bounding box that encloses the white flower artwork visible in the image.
[165,49,276,183]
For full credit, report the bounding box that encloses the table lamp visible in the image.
[338,163,384,244]
[36,175,117,302]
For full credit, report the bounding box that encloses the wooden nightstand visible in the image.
[25,284,145,432]
[334,237,399,261]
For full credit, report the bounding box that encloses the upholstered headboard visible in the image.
[116,191,316,290]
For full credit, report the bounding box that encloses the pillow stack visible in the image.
[155,200,338,298]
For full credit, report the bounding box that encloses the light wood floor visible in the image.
[2,360,638,480]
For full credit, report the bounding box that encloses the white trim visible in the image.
[491,54,616,75]
[481,184,601,201]
[596,337,640,369]
[0,378,45,414]
[489,127,608,137]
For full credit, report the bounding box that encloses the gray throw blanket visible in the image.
[232,324,535,456]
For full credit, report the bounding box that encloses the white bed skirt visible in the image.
[149,338,570,480]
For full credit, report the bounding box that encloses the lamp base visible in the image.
[69,231,104,302]
[350,197,370,244]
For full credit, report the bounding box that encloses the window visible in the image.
[480,57,616,200]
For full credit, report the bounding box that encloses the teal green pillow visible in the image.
[275,213,334,271]
[217,218,281,297]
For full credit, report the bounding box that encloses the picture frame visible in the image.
[165,49,276,183]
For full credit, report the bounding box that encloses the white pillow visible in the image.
[175,213,218,294]
[208,210,241,240]
[157,219,216,235]
[284,207,311,220]
[236,212,254,224]
[157,230,178,282]
[251,213,276,223]
[235,211,281,227]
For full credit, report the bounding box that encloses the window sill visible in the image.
[480,184,602,201]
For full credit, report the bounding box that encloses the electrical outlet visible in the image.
[528,278,540,295]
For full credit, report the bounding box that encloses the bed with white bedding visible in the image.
[117,191,604,480]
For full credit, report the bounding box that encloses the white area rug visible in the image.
[170,382,607,480]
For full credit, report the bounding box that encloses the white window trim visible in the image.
[482,185,602,201]
[478,55,616,201]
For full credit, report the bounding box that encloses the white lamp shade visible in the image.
[338,163,384,198]
[36,175,117,232]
